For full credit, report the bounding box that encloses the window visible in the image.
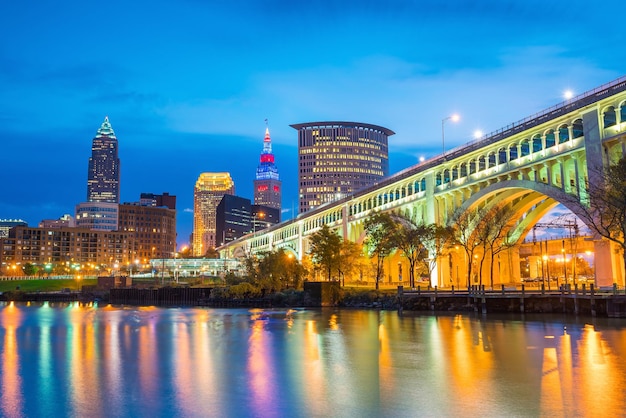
[604,106,617,128]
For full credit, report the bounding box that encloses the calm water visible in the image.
[1,303,625,417]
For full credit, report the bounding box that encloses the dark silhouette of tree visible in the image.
[364,212,398,289]
[204,247,220,259]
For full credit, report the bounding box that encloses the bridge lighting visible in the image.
[473,130,483,139]
[564,89,574,100]
[442,113,460,157]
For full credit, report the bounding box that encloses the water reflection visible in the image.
[0,303,625,417]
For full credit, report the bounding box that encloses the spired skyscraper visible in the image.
[87,116,120,203]
[253,126,282,219]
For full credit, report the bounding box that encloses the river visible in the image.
[0,302,625,417]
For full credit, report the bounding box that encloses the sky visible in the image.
[1,0,624,248]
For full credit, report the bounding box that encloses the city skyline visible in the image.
[1,1,624,246]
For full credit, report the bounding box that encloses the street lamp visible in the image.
[253,211,266,234]
[442,113,460,157]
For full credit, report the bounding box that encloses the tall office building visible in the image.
[216,195,252,246]
[87,116,120,203]
[193,173,235,256]
[253,127,282,218]
[291,121,394,213]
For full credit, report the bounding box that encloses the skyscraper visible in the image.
[87,116,120,203]
[253,127,282,218]
[291,121,394,213]
[193,173,235,256]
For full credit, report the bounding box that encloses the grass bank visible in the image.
[0,279,97,293]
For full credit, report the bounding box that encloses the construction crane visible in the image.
[532,220,579,243]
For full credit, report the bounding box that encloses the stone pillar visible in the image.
[528,255,540,279]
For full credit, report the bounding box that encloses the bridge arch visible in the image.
[451,180,590,242]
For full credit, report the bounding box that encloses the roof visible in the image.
[290,121,395,136]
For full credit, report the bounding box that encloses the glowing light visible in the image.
[451,113,460,122]
[564,89,574,100]
[473,130,483,139]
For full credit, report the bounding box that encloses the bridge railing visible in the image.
[445,75,626,160]
[400,283,625,296]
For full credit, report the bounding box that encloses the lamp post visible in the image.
[253,211,266,234]
[442,114,460,157]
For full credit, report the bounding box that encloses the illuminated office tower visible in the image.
[253,127,282,219]
[87,116,120,203]
[291,121,394,213]
[193,173,235,256]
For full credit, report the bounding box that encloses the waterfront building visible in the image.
[253,127,282,218]
[150,257,244,279]
[193,173,235,256]
[0,219,27,239]
[75,202,119,231]
[87,116,120,203]
[118,199,177,262]
[0,226,132,273]
[291,121,394,213]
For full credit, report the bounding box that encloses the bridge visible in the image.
[219,76,626,288]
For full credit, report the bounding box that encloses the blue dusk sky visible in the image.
[1,0,624,247]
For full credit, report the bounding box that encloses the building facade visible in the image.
[253,127,282,218]
[0,226,132,274]
[193,173,235,256]
[39,214,75,229]
[291,121,394,213]
[140,192,176,209]
[118,202,177,263]
[87,116,121,203]
[0,219,27,239]
[75,202,119,231]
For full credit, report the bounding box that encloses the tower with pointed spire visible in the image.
[87,116,120,203]
[253,124,282,219]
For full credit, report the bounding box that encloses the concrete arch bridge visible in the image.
[219,77,626,288]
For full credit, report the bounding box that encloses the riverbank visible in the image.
[3,284,626,318]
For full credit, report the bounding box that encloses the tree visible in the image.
[364,212,398,289]
[243,248,307,292]
[575,157,626,279]
[23,263,38,276]
[337,240,366,286]
[479,204,517,289]
[421,224,456,287]
[451,207,488,288]
[308,224,342,281]
[204,247,220,259]
[391,215,430,288]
